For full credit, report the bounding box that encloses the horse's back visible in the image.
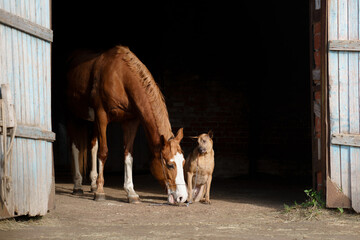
[66,50,103,120]
[66,46,129,99]
[66,46,130,121]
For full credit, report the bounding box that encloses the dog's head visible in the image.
[194,130,213,154]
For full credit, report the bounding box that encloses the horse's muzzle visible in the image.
[168,186,188,204]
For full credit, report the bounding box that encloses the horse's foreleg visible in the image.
[122,120,140,204]
[90,137,98,192]
[124,152,140,203]
[94,110,108,201]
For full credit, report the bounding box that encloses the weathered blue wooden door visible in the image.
[328,0,360,212]
[0,0,55,218]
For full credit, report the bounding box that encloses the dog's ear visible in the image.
[174,128,184,142]
[189,136,199,139]
[208,130,213,139]
[187,136,198,142]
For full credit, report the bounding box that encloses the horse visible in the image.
[66,46,188,204]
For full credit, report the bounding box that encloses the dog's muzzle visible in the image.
[198,147,207,154]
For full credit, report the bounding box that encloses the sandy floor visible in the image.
[0,174,360,240]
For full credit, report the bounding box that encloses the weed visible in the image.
[302,189,325,209]
[337,207,344,214]
[282,189,326,220]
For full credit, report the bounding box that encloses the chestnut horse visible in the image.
[66,46,188,204]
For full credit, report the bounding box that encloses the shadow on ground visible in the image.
[55,173,310,210]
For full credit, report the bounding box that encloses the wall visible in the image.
[310,0,325,191]
[164,73,249,176]
[52,1,312,180]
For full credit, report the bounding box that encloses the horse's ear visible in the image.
[174,128,184,142]
[160,135,166,147]
[208,130,213,139]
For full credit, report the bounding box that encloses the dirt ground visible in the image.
[0,174,360,240]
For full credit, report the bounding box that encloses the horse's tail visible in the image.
[78,127,88,180]
[68,117,89,182]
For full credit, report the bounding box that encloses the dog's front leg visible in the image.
[203,175,212,204]
[186,171,194,203]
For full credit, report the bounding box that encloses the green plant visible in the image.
[282,189,326,220]
[283,189,348,220]
[302,189,325,209]
[337,207,344,214]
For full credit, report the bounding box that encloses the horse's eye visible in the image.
[167,163,175,169]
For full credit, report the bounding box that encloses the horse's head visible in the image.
[151,128,188,204]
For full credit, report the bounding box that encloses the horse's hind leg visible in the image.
[122,120,140,204]
[94,109,108,201]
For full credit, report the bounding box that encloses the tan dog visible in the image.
[184,131,214,204]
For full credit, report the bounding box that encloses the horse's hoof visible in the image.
[128,196,141,204]
[94,192,106,201]
[72,188,84,195]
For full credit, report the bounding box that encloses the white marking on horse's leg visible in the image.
[170,152,188,203]
[90,139,98,191]
[72,143,82,190]
[97,158,104,192]
[94,158,105,201]
[98,158,103,177]
[124,153,139,198]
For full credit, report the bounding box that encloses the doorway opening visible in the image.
[52,1,312,196]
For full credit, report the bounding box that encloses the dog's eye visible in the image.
[166,163,175,169]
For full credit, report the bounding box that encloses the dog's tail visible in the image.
[193,185,205,202]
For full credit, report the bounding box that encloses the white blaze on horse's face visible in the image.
[169,152,188,203]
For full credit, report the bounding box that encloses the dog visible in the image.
[184,131,214,204]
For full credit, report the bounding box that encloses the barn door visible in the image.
[328,0,360,212]
[0,0,55,218]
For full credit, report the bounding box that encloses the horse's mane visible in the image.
[117,46,173,139]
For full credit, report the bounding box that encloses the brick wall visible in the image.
[164,73,249,177]
[311,2,324,191]
[162,65,311,179]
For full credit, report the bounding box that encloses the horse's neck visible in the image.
[141,101,173,152]
[120,49,173,151]
[126,78,173,152]
[146,116,171,142]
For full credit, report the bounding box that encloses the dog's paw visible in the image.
[200,199,211,205]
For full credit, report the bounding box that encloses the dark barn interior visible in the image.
[52,1,312,187]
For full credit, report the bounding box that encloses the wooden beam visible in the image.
[0,124,55,142]
[331,133,360,147]
[15,125,55,142]
[0,9,53,42]
[329,40,360,51]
